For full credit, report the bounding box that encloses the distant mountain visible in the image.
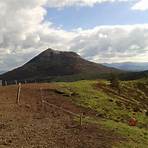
[0,71,6,74]
[0,49,121,82]
[103,62,148,72]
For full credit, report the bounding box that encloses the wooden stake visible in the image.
[80,113,83,127]
[40,88,44,111]
[16,83,21,105]
[15,80,18,85]
[40,88,43,101]
[5,81,7,86]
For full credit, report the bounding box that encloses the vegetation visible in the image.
[83,117,148,148]
[110,73,120,88]
[57,79,148,147]
[0,78,147,147]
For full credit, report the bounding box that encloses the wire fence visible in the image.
[14,83,84,127]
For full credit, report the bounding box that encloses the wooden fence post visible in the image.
[16,83,21,105]
[40,88,44,111]
[40,88,43,101]
[0,80,2,86]
[5,81,7,86]
[15,80,18,85]
[80,113,83,127]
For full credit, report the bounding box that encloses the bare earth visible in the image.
[0,84,124,148]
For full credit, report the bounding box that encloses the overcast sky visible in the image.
[0,0,148,71]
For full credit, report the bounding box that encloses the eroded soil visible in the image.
[0,84,124,148]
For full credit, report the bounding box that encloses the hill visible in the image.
[103,62,148,72]
[119,70,148,80]
[0,71,6,74]
[0,48,120,82]
[0,80,147,147]
[52,79,148,147]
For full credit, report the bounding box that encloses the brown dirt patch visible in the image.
[0,84,125,148]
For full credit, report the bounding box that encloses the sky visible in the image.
[0,0,148,71]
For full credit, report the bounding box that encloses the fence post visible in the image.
[5,81,7,86]
[40,88,44,111]
[80,113,83,127]
[16,83,21,105]
[40,88,43,101]
[15,80,18,85]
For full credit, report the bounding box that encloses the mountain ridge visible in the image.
[103,62,148,72]
[0,48,121,81]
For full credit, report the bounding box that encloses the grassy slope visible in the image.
[56,79,148,147]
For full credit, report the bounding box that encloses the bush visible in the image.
[110,74,120,88]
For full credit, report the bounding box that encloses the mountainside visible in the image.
[0,71,6,74]
[119,70,148,80]
[103,62,148,72]
[0,49,120,81]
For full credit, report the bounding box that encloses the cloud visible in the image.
[47,0,129,8]
[0,0,77,70]
[46,0,148,11]
[132,0,148,11]
[0,0,148,71]
[69,25,148,63]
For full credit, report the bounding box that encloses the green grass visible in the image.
[58,80,147,122]
[101,120,148,148]
[74,115,148,148]
[74,114,147,148]
[56,79,148,147]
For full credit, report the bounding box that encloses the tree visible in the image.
[110,73,121,94]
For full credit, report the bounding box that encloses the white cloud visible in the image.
[132,0,148,11]
[46,0,148,11]
[69,25,148,63]
[47,0,129,8]
[0,0,77,70]
[0,0,148,71]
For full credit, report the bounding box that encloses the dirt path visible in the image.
[0,84,125,148]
